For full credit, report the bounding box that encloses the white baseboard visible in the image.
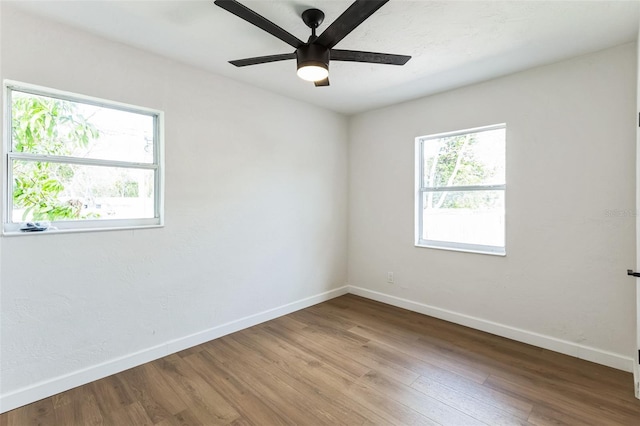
[348,285,634,373]
[0,286,349,414]
[2,283,634,413]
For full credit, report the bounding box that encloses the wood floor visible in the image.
[2,294,640,425]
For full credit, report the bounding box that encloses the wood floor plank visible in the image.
[172,409,204,426]
[349,322,491,383]
[89,373,134,418]
[152,354,240,424]
[2,294,639,425]
[225,331,376,425]
[527,403,601,426]
[359,369,488,425]
[487,362,640,421]
[116,368,178,425]
[338,297,637,416]
[237,325,395,425]
[276,312,420,384]
[198,348,311,425]
[323,298,515,384]
[484,372,636,425]
[410,375,532,425]
[262,319,372,379]
[289,307,359,331]
[6,397,55,426]
[204,336,345,425]
[537,348,638,401]
[116,362,187,424]
[343,378,441,426]
[183,350,290,425]
[51,387,84,425]
[124,401,155,425]
[362,339,534,419]
[333,295,635,405]
[292,325,422,386]
[103,403,137,426]
[413,329,636,407]
[56,386,104,426]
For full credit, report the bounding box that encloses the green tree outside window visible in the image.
[12,95,100,221]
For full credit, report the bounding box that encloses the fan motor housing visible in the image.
[296,43,330,70]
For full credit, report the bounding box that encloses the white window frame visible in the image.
[415,124,506,255]
[2,80,164,235]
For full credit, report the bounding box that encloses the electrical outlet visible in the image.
[387,272,394,284]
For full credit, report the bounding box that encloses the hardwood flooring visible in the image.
[2,294,640,425]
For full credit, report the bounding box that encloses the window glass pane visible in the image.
[422,190,505,247]
[11,91,154,163]
[12,160,155,222]
[422,127,505,188]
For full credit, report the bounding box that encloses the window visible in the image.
[3,81,163,234]
[416,124,505,255]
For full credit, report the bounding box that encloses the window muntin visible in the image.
[416,124,506,255]
[4,81,163,234]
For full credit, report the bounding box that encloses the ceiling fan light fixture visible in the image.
[296,44,329,82]
[297,64,329,82]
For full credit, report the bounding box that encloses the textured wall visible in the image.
[348,43,637,361]
[0,5,348,396]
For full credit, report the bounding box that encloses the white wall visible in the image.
[1,1,637,413]
[0,5,348,411]
[349,43,637,369]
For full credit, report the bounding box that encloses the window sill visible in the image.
[415,241,506,256]
[3,223,163,237]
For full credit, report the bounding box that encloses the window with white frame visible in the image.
[416,124,505,255]
[3,81,163,234]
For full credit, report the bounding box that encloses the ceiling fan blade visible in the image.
[315,0,388,49]
[314,77,330,87]
[229,53,296,67]
[214,0,304,48]
[330,49,411,65]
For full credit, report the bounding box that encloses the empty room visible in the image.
[2,0,640,424]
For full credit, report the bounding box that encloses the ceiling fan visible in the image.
[213,0,411,86]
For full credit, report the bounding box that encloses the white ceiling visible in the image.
[9,0,640,114]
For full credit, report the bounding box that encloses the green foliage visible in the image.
[12,94,100,221]
[428,135,488,187]
[120,181,139,198]
[425,134,498,209]
[94,179,139,198]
